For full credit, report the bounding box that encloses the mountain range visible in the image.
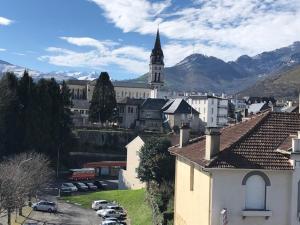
[1,41,300,96]
[131,41,300,95]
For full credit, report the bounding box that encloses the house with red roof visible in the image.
[170,111,300,225]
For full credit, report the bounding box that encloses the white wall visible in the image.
[187,97,228,127]
[210,169,292,225]
[118,136,145,190]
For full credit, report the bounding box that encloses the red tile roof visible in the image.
[170,112,300,170]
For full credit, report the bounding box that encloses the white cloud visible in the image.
[0,48,6,52]
[0,16,13,26]
[89,0,300,61]
[13,52,25,56]
[39,37,149,74]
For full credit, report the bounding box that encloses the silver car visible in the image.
[32,201,57,213]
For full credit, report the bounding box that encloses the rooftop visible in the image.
[118,97,145,105]
[163,99,199,114]
[66,79,89,86]
[170,112,300,170]
[141,98,168,111]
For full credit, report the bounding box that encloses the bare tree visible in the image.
[0,152,53,225]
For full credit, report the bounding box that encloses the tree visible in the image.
[89,72,117,123]
[0,152,53,225]
[17,71,37,152]
[137,137,174,184]
[0,72,21,157]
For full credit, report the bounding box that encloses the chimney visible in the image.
[292,131,300,153]
[288,101,293,107]
[179,124,190,148]
[205,127,221,160]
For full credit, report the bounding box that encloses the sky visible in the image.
[1,0,300,80]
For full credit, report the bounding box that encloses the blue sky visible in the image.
[1,0,300,80]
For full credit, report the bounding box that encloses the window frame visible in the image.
[242,171,271,211]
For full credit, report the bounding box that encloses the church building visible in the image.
[67,29,166,103]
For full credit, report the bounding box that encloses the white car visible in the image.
[99,209,126,219]
[92,200,109,210]
[61,183,78,192]
[100,221,122,225]
[32,201,57,213]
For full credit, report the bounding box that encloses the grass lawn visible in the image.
[62,189,152,225]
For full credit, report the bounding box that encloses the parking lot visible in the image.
[25,198,100,225]
[24,179,120,225]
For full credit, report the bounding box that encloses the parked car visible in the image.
[100,221,123,225]
[98,209,126,219]
[105,205,124,212]
[103,217,126,225]
[60,186,72,196]
[32,201,57,213]
[73,182,89,191]
[92,200,110,210]
[85,182,98,191]
[61,182,78,192]
[94,180,107,190]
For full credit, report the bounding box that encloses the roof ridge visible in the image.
[207,111,270,167]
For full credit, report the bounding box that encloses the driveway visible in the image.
[25,198,100,225]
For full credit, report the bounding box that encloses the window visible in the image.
[242,171,270,210]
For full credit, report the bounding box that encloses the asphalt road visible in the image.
[25,197,101,225]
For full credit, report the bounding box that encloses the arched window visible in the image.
[242,171,270,210]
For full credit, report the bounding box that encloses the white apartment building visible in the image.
[187,95,228,127]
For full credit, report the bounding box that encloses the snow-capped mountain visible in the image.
[0,60,40,78]
[0,60,99,81]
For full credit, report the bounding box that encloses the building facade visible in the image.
[170,112,300,225]
[187,95,228,127]
[163,99,201,132]
[149,29,164,98]
[118,136,146,190]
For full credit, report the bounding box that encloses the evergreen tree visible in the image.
[0,72,21,156]
[34,79,54,156]
[89,72,117,123]
[137,137,174,184]
[17,70,37,151]
[58,81,74,163]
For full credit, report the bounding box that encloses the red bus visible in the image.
[69,168,96,181]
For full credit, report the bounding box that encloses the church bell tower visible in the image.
[149,29,164,98]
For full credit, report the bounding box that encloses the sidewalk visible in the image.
[0,207,32,225]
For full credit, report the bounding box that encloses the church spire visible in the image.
[151,29,164,65]
[154,29,162,54]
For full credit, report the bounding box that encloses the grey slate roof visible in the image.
[248,102,270,114]
[118,97,144,105]
[163,99,199,114]
[141,98,168,111]
[113,81,150,89]
[66,79,89,86]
